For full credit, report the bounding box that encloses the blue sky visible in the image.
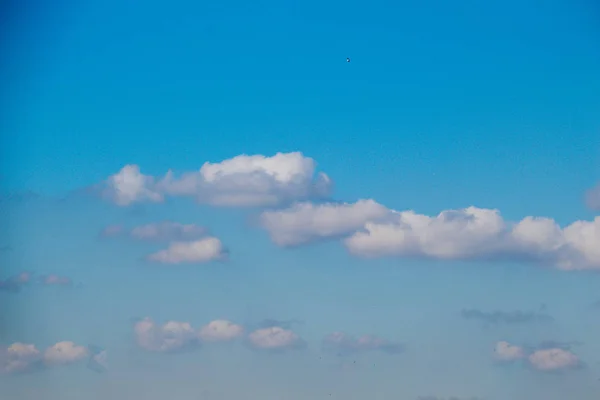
[1,0,599,399]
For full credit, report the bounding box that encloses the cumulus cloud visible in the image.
[133,318,198,352]
[146,237,227,264]
[260,200,600,270]
[100,152,332,207]
[492,341,581,372]
[493,341,526,362]
[527,347,581,372]
[259,200,390,246]
[322,332,404,356]
[461,309,553,325]
[585,183,600,210]
[1,341,90,374]
[246,326,305,351]
[0,343,42,374]
[198,320,244,342]
[344,207,600,270]
[43,341,89,366]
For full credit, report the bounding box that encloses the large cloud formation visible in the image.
[493,341,581,372]
[100,152,332,207]
[1,341,89,374]
[259,202,600,270]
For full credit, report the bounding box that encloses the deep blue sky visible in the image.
[1,1,599,399]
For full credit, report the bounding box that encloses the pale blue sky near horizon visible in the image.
[1,0,600,399]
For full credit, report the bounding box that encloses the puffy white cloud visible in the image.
[585,183,600,210]
[0,343,42,374]
[101,152,332,207]
[147,237,227,264]
[198,320,244,342]
[322,332,403,355]
[493,341,581,372]
[493,341,525,362]
[130,221,207,242]
[259,201,600,270]
[133,318,198,352]
[247,326,304,351]
[43,341,88,366]
[528,348,580,372]
[259,200,390,246]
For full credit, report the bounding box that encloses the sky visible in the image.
[0,0,599,399]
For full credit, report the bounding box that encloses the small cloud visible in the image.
[527,348,581,372]
[492,340,581,372]
[322,332,404,356]
[146,237,228,264]
[40,274,73,286]
[133,317,198,353]
[0,343,43,374]
[254,318,304,330]
[246,326,305,351]
[198,320,244,343]
[259,200,390,246]
[98,152,332,208]
[493,341,526,362]
[461,309,553,325]
[43,341,89,366]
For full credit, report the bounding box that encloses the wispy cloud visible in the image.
[322,332,404,356]
[585,183,600,210]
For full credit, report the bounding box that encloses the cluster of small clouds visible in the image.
[96,152,599,271]
[0,272,73,293]
[493,341,581,372]
[99,152,332,207]
[132,318,305,352]
[0,341,91,374]
[461,308,554,326]
[101,221,227,264]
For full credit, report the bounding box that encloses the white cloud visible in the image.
[493,341,525,362]
[130,221,207,241]
[133,318,198,352]
[259,200,390,246]
[527,348,580,372]
[493,341,581,372]
[101,152,332,207]
[43,341,88,366]
[585,183,600,210]
[0,343,42,374]
[147,237,227,264]
[198,320,244,342]
[259,201,600,270]
[247,326,304,351]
